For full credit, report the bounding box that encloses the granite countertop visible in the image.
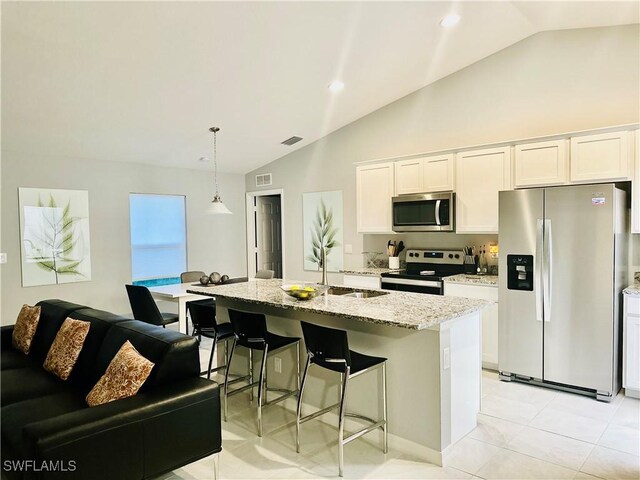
[340,267,403,276]
[623,284,640,296]
[443,274,499,286]
[187,279,489,331]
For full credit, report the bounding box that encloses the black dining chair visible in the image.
[187,301,235,379]
[125,284,179,328]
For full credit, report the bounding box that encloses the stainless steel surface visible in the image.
[392,192,454,232]
[327,286,389,298]
[379,277,441,288]
[543,184,618,394]
[499,188,544,380]
[404,249,464,265]
[535,219,544,322]
[500,184,627,400]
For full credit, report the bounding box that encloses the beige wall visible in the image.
[0,152,247,323]
[245,25,640,283]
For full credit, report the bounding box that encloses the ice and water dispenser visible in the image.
[507,255,534,291]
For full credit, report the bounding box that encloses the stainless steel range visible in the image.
[380,249,464,295]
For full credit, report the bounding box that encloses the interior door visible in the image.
[256,195,282,278]
[543,184,615,393]
[498,189,544,379]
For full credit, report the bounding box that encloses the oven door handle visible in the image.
[381,277,442,288]
[434,200,441,226]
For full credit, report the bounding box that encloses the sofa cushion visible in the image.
[0,366,70,406]
[30,300,86,363]
[43,318,91,380]
[11,304,41,355]
[87,340,154,406]
[1,392,86,455]
[92,320,199,392]
[66,308,131,389]
[1,349,34,371]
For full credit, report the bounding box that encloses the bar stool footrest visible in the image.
[299,402,341,425]
[343,420,387,446]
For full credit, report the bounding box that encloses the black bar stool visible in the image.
[187,301,234,379]
[297,321,388,477]
[224,309,301,437]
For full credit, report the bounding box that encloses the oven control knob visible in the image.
[409,252,414,257]
[448,253,453,259]
[454,254,460,259]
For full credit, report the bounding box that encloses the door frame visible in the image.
[245,189,285,279]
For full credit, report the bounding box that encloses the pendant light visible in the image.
[207,126,232,215]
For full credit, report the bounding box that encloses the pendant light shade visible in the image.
[207,126,232,215]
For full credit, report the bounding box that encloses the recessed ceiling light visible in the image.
[440,14,460,28]
[328,81,344,93]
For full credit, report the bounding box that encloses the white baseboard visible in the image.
[624,387,640,399]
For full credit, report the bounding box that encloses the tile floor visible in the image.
[160,342,640,480]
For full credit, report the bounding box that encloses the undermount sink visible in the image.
[327,286,389,298]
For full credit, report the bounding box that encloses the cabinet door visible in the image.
[356,163,395,233]
[514,140,568,187]
[624,297,640,392]
[395,159,423,195]
[633,130,639,234]
[343,274,381,289]
[570,131,631,183]
[456,147,512,233]
[444,283,499,369]
[423,154,455,192]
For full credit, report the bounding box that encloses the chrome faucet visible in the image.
[320,247,328,285]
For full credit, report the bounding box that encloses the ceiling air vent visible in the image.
[256,173,272,187]
[281,136,303,146]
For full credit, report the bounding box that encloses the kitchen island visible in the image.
[188,279,488,465]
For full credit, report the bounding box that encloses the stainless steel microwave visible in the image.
[392,192,455,232]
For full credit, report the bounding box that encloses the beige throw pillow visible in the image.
[43,318,90,380]
[86,340,154,407]
[12,304,42,355]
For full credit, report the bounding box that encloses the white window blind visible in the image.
[129,194,186,284]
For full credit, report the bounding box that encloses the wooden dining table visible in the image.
[147,283,214,334]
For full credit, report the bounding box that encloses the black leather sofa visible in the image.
[1,299,221,480]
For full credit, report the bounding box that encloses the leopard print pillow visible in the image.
[43,318,90,380]
[12,304,42,355]
[86,340,154,407]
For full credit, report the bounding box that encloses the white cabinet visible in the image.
[570,131,631,183]
[356,163,395,233]
[633,130,639,234]
[395,159,423,195]
[623,294,640,398]
[456,147,511,234]
[444,282,499,369]
[395,154,454,195]
[514,140,568,188]
[343,274,381,289]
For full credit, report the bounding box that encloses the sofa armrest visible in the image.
[1,325,15,350]
[22,378,221,480]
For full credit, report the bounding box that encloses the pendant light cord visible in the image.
[210,126,220,196]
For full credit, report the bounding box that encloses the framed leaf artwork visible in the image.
[18,188,92,287]
[302,190,343,272]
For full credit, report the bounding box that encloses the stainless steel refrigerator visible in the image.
[498,183,628,402]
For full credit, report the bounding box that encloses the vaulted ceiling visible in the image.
[2,1,638,174]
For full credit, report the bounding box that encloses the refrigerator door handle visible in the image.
[543,219,553,323]
[535,219,544,322]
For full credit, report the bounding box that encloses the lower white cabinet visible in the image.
[444,282,499,369]
[623,294,640,398]
[342,274,381,290]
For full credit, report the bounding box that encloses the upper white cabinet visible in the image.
[633,130,639,234]
[395,159,423,195]
[514,140,568,188]
[570,131,631,183]
[356,162,395,233]
[456,147,512,234]
[395,154,454,195]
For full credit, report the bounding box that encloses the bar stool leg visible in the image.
[248,348,254,401]
[207,332,218,380]
[296,355,312,453]
[382,362,388,454]
[257,347,269,437]
[223,337,238,422]
[295,342,301,392]
[338,367,350,478]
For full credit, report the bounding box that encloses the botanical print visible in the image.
[19,188,91,287]
[303,190,343,272]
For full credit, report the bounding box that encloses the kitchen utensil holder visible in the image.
[388,257,400,269]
